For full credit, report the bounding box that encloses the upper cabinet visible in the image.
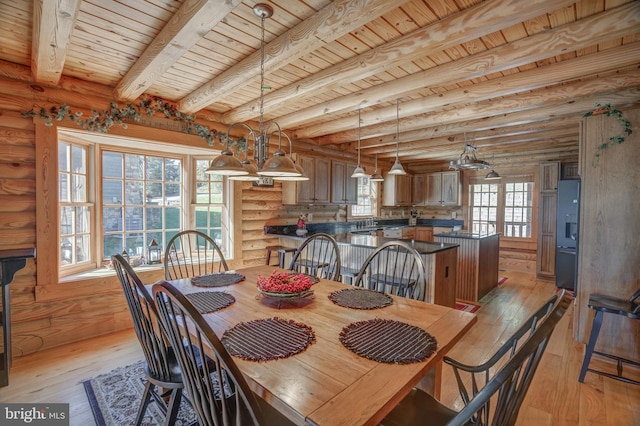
[331,161,358,205]
[540,162,560,192]
[282,154,331,205]
[382,173,412,206]
[414,171,460,206]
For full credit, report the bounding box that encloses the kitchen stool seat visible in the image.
[265,245,296,268]
[578,289,640,385]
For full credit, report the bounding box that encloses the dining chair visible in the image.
[111,254,184,426]
[288,233,341,281]
[164,230,228,280]
[352,240,427,301]
[152,281,295,426]
[381,290,572,426]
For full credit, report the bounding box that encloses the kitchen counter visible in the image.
[433,231,499,239]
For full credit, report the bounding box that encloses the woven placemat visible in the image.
[184,291,235,314]
[221,317,315,362]
[190,272,245,287]
[328,288,393,309]
[339,319,437,364]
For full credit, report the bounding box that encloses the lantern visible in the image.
[121,249,129,262]
[61,239,72,263]
[147,239,161,264]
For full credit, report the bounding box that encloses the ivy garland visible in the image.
[21,96,247,149]
[584,103,632,165]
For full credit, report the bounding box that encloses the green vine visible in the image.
[584,103,632,165]
[21,96,246,150]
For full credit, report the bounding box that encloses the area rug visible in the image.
[498,276,508,286]
[455,301,480,313]
[82,360,197,426]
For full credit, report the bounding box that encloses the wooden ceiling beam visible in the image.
[322,71,640,145]
[177,0,409,114]
[282,2,640,132]
[31,0,81,85]
[224,0,577,124]
[296,43,640,139]
[113,0,243,101]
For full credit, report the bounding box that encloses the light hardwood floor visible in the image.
[1,270,638,425]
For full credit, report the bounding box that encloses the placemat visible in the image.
[190,272,245,287]
[221,317,315,362]
[184,291,235,314]
[328,288,393,309]
[339,318,437,364]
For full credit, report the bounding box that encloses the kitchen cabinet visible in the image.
[412,174,428,205]
[426,171,460,206]
[414,226,433,241]
[282,154,331,204]
[536,161,559,279]
[331,161,358,204]
[382,173,412,206]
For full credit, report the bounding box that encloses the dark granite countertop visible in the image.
[269,232,459,255]
[433,231,500,240]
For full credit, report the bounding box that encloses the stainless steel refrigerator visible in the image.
[556,179,580,291]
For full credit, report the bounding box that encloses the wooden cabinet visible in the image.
[414,226,433,241]
[536,161,559,279]
[331,161,358,204]
[282,154,331,204]
[382,173,412,206]
[423,171,460,206]
[412,174,427,205]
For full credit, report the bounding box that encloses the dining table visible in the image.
[149,264,477,425]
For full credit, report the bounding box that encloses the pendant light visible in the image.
[449,133,490,170]
[351,108,367,178]
[206,4,304,179]
[484,153,501,180]
[228,124,260,181]
[388,98,406,175]
[369,153,384,182]
[272,131,309,181]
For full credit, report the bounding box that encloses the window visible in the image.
[352,177,377,217]
[102,151,182,260]
[57,133,231,276]
[59,142,93,271]
[470,178,534,239]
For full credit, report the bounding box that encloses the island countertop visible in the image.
[267,232,459,255]
[433,231,500,240]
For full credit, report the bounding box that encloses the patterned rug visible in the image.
[82,360,197,426]
[455,301,480,313]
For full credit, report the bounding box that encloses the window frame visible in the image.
[351,177,379,218]
[469,175,535,242]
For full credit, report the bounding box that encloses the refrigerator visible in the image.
[556,179,580,291]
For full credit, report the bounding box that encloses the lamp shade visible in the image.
[258,149,300,176]
[274,162,309,181]
[485,169,501,180]
[388,158,406,175]
[205,150,248,176]
[351,165,367,178]
[229,160,260,181]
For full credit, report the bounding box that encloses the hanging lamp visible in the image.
[351,109,367,178]
[272,131,309,181]
[388,98,406,175]
[484,153,501,180]
[228,125,260,181]
[449,133,490,170]
[369,153,384,182]
[205,123,248,176]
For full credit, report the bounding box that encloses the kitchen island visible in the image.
[269,231,459,308]
[433,231,500,302]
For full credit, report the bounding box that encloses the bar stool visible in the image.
[265,245,296,268]
[578,289,640,385]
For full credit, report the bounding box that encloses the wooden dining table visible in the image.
[149,264,477,425]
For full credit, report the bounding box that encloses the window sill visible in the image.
[59,263,165,284]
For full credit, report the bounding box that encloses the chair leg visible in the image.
[266,249,273,266]
[579,310,604,382]
[163,388,183,426]
[135,381,155,425]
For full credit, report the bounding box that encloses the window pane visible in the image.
[103,152,122,178]
[125,154,144,179]
[146,157,163,180]
[125,181,144,205]
[165,158,181,181]
[104,207,123,232]
[72,175,86,202]
[165,207,181,229]
[59,173,69,202]
[75,206,90,233]
[146,207,162,230]
[125,207,144,231]
[103,180,123,204]
[59,143,70,171]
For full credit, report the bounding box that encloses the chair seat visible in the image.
[381,388,466,426]
[588,293,640,318]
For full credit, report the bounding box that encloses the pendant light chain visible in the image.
[259,13,266,138]
[357,108,361,165]
[395,99,400,160]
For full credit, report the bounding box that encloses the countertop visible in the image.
[269,232,459,255]
[433,231,500,240]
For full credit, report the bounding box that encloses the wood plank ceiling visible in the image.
[1,0,638,170]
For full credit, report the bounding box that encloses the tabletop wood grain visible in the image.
[150,264,477,425]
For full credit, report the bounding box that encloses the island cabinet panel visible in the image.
[282,155,331,204]
[414,226,433,241]
[434,234,499,302]
[331,161,357,204]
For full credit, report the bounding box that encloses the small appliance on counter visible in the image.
[409,209,419,226]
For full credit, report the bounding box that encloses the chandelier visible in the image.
[205,4,306,181]
[449,134,490,170]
